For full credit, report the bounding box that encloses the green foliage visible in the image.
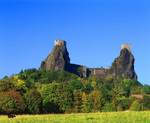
[24,89,42,114]
[41,70,78,84]
[0,80,27,96]
[111,88,126,99]
[77,78,93,94]
[0,90,26,114]
[143,85,150,95]
[103,77,114,91]
[18,69,78,85]
[102,103,116,112]
[130,96,141,103]
[130,86,143,95]
[11,75,28,92]
[111,96,118,108]
[72,90,82,112]
[23,69,37,76]
[130,100,141,111]
[40,83,73,113]
[142,95,150,110]
[57,71,78,83]
[18,70,27,80]
[119,79,141,97]
[113,75,124,88]
[0,80,14,92]
[45,71,59,84]
[25,79,35,89]
[1,112,150,122]
[81,92,90,113]
[99,84,111,103]
[0,68,146,114]
[117,104,123,111]
[69,80,84,91]
[119,97,132,110]
[89,91,103,111]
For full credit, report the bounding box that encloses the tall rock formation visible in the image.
[39,40,138,80]
[40,39,70,72]
[106,47,137,80]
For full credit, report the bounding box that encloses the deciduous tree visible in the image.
[89,90,103,111]
[73,90,82,112]
[24,89,42,114]
[0,90,26,114]
[40,83,73,113]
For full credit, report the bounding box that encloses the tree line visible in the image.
[0,68,150,114]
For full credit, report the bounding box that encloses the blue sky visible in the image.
[0,0,150,85]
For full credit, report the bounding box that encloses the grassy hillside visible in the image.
[0,111,150,123]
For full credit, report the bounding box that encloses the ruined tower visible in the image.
[121,44,131,52]
[55,39,66,46]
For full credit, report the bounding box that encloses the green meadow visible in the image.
[0,111,150,123]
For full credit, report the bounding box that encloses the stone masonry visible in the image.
[121,44,131,52]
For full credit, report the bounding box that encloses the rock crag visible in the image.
[106,48,137,80]
[40,40,70,72]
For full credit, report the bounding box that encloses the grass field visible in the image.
[0,111,150,123]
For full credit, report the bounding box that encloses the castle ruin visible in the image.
[55,39,66,46]
[121,44,131,52]
[76,43,133,78]
[40,40,137,80]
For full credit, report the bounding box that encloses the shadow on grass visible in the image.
[86,117,94,120]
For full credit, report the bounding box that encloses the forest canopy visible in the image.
[0,68,149,114]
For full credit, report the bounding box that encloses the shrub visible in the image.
[130,101,141,111]
[142,106,149,111]
[117,104,123,111]
[24,89,42,114]
[111,96,118,108]
[102,103,116,112]
[119,98,132,110]
[142,95,150,110]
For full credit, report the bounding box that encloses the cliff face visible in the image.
[106,48,137,80]
[40,44,70,72]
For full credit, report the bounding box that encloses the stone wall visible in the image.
[88,67,106,77]
[82,66,87,77]
[68,64,87,77]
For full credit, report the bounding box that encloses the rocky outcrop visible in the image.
[39,40,138,80]
[40,43,70,72]
[106,48,137,80]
